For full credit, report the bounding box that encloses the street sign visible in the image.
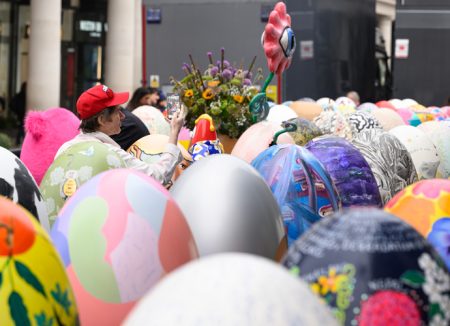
[150,75,160,88]
[300,40,314,60]
[395,39,409,59]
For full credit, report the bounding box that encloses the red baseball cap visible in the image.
[76,84,129,119]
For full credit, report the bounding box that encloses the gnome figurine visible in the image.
[189,114,224,161]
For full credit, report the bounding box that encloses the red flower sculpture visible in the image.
[262,2,296,74]
[358,290,421,326]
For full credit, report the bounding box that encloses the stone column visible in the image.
[133,0,143,89]
[105,0,136,94]
[27,0,61,111]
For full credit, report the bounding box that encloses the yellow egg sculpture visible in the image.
[0,196,78,325]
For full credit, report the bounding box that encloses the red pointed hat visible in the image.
[191,114,218,145]
[76,84,129,119]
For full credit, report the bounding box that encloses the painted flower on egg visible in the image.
[358,291,421,326]
[427,218,450,265]
[262,2,296,74]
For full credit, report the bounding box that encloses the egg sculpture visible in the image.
[389,98,406,109]
[350,129,418,204]
[389,125,440,179]
[385,179,450,269]
[282,208,450,326]
[20,108,80,185]
[0,146,49,231]
[417,121,450,178]
[335,96,356,115]
[0,196,78,325]
[305,136,382,208]
[371,108,405,131]
[132,105,170,136]
[251,144,340,245]
[124,253,339,326]
[284,118,323,146]
[231,121,294,163]
[345,111,383,135]
[40,141,125,226]
[357,102,378,113]
[429,107,447,121]
[316,97,335,110]
[50,168,198,325]
[375,100,396,110]
[402,98,418,107]
[313,110,353,140]
[127,134,192,180]
[297,97,315,103]
[416,111,435,124]
[417,120,445,134]
[289,101,323,121]
[266,104,297,126]
[170,154,287,260]
[177,127,192,151]
[395,107,415,124]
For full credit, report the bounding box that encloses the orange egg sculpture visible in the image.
[0,196,78,325]
[385,179,450,269]
[289,101,323,121]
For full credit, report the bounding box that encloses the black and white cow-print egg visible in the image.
[0,146,50,231]
[347,112,382,134]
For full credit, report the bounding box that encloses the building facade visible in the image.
[0,0,395,116]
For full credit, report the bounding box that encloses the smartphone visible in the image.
[166,93,180,119]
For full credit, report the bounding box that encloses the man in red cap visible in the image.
[55,84,184,186]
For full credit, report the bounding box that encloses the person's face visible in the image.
[139,92,159,106]
[149,92,160,106]
[98,106,125,136]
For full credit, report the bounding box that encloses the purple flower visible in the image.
[207,52,213,64]
[210,66,219,77]
[427,217,450,269]
[244,70,253,79]
[182,63,191,74]
[243,78,252,86]
[223,60,230,68]
[222,69,232,81]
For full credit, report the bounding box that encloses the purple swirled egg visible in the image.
[305,136,382,207]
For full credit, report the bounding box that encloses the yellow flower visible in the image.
[202,88,214,100]
[317,268,346,295]
[184,89,194,97]
[208,80,220,88]
[311,283,320,294]
[233,95,244,103]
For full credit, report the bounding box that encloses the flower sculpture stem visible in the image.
[249,72,274,122]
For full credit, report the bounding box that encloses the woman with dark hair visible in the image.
[126,87,159,111]
[156,89,167,113]
[56,84,184,186]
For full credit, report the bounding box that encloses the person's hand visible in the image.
[168,106,185,144]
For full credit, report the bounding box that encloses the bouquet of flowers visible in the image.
[170,48,264,139]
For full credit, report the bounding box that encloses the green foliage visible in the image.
[9,291,31,326]
[14,260,47,298]
[51,283,72,315]
[429,303,444,320]
[0,132,12,149]
[35,312,54,326]
[400,270,425,288]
